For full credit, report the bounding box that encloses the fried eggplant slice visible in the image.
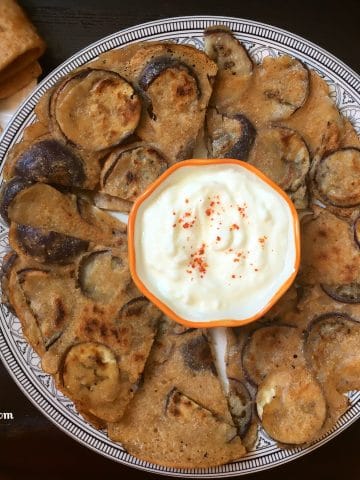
[321,283,360,304]
[304,313,360,392]
[204,27,253,75]
[7,183,127,248]
[100,42,217,162]
[300,208,360,285]
[248,126,310,192]
[210,51,309,125]
[242,324,304,385]
[256,367,327,444]
[252,56,309,122]
[206,109,256,159]
[283,71,344,157]
[100,143,168,201]
[54,69,141,151]
[10,224,88,264]
[139,57,201,97]
[314,148,360,208]
[14,139,85,187]
[137,57,206,161]
[109,323,245,468]
[0,176,33,224]
[77,250,130,303]
[62,342,121,413]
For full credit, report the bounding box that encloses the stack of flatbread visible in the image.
[0,0,45,100]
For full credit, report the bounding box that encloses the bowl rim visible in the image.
[128,158,300,328]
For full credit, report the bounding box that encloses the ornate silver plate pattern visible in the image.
[0,16,359,477]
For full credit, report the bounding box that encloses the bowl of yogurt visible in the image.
[128,159,300,327]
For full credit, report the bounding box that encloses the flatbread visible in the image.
[0,61,41,99]
[109,322,245,468]
[0,0,45,83]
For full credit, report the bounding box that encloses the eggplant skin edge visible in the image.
[138,56,202,99]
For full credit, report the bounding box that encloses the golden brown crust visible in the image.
[300,207,360,285]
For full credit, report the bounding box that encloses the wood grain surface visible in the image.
[0,1,359,479]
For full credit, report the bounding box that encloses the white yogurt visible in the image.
[134,163,297,323]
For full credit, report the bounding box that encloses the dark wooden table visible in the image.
[1,1,359,479]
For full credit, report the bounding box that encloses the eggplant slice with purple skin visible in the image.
[304,312,360,393]
[321,283,360,304]
[139,57,201,98]
[54,69,141,151]
[77,250,130,304]
[248,125,310,193]
[11,224,89,264]
[206,108,256,159]
[135,46,217,163]
[0,176,33,224]
[256,367,327,445]
[314,147,360,208]
[242,324,304,386]
[204,26,253,75]
[206,28,309,126]
[14,139,85,187]
[100,143,168,202]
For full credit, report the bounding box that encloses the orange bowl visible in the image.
[128,159,300,328]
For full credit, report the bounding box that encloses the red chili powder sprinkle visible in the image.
[237,204,248,218]
[205,208,212,216]
[230,224,240,231]
[185,198,189,203]
[172,223,176,228]
[172,211,176,216]
[231,274,236,279]
[187,243,208,277]
[216,236,221,241]
[259,235,268,246]
[183,220,196,229]
[254,268,259,272]
[184,211,191,217]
